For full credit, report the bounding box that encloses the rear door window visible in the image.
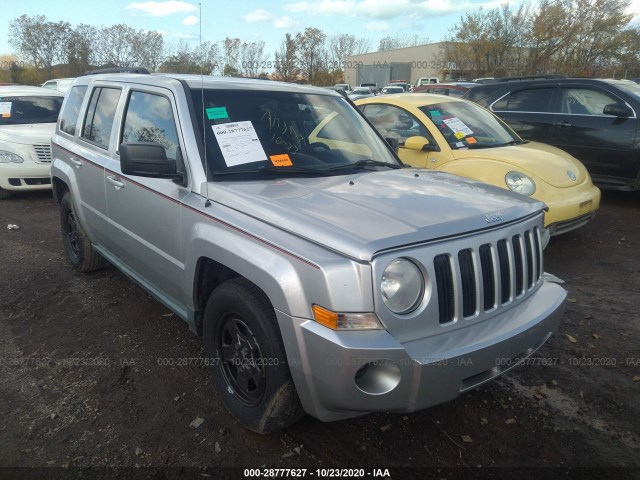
[81,87,121,149]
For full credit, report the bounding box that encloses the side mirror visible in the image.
[404,135,439,152]
[120,142,180,179]
[603,103,633,117]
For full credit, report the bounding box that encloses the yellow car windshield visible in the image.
[419,102,522,149]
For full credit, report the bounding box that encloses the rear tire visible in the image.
[59,192,105,272]
[203,278,304,433]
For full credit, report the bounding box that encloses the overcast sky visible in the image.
[2,0,640,59]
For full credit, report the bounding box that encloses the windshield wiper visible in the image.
[466,140,522,149]
[212,165,331,177]
[326,159,401,171]
[259,165,333,176]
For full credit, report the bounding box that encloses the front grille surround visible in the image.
[32,144,52,163]
[372,213,545,344]
[435,228,542,325]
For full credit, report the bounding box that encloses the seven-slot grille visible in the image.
[32,144,52,163]
[434,227,543,324]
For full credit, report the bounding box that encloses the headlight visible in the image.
[505,171,536,196]
[381,258,424,314]
[0,151,24,163]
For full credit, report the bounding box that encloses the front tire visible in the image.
[203,278,303,433]
[59,192,105,272]
[0,187,11,200]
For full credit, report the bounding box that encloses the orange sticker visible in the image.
[466,137,477,144]
[270,154,293,167]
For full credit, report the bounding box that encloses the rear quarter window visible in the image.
[59,86,87,136]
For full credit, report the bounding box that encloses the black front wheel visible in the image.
[203,278,303,433]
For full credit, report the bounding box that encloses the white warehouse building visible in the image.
[343,42,459,87]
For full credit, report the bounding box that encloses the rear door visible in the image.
[547,83,637,182]
[54,84,117,246]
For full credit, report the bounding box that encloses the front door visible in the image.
[548,84,637,183]
[104,87,188,310]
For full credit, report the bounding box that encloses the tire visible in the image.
[0,187,11,200]
[203,278,304,433]
[59,192,105,272]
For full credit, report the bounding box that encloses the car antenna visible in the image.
[200,2,211,207]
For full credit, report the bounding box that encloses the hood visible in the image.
[0,123,56,144]
[209,169,545,261]
[452,141,587,188]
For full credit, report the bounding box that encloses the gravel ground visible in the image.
[0,189,639,480]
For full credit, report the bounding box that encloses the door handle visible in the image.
[70,157,82,167]
[107,175,125,190]
[553,121,572,128]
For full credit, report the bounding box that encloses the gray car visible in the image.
[51,72,566,432]
[348,86,376,100]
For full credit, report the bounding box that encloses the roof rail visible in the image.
[83,67,150,76]
[491,74,565,83]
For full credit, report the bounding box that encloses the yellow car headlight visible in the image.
[505,171,536,196]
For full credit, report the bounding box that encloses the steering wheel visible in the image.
[301,142,330,153]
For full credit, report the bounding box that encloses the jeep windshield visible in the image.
[0,96,63,125]
[419,101,523,149]
[191,89,400,180]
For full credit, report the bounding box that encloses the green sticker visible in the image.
[206,107,229,120]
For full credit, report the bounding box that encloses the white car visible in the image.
[42,78,75,93]
[0,86,64,199]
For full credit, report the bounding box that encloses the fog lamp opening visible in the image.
[354,360,401,395]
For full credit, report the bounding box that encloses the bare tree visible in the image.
[241,40,266,77]
[295,27,327,83]
[223,37,241,76]
[95,24,138,67]
[64,24,98,75]
[160,41,220,74]
[9,14,71,77]
[377,34,431,51]
[353,37,373,55]
[194,41,222,75]
[273,33,299,81]
[133,30,165,72]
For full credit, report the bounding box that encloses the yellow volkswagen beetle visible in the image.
[355,94,600,242]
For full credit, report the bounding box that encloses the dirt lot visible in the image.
[1,189,639,479]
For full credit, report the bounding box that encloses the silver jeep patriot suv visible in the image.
[50,71,567,433]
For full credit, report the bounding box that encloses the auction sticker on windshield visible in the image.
[212,121,267,167]
[443,117,473,136]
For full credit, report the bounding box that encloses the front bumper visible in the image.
[542,183,600,231]
[280,281,566,422]
[0,162,52,191]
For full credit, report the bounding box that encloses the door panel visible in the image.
[104,88,187,305]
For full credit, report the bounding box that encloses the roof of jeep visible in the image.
[73,72,340,97]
